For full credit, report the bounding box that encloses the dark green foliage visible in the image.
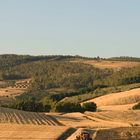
[133,102,140,110]
[82,102,97,112]
[41,97,56,112]
[1,54,140,89]
[0,54,48,69]
[54,101,97,112]
[8,98,44,112]
[3,82,140,112]
[54,102,82,112]
[0,54,140,113]
[2,73,27,80]
[108,56,140,62]
[3,97,52,112]
[3,61,110,88]
[0,54,96,70]
[59,83,140,104]
[95,66,140,87]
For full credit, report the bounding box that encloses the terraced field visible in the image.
[12,79,31,89]
[0,79,31,106]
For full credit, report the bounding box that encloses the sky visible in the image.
[0,0,140,58]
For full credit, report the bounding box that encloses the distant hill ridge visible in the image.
[0,54,99,69]
[108,56,140,62]
[0,54,139,69]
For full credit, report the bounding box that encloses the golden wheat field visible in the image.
[0,124,71,140]
[84,88,140,110]
[1,88,140,139]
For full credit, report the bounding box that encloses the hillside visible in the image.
[84,88,140,109]
[1,106,140,139]
[0,124,71,140]
[0,54,81,69]
[72,59,140,70]
[0,54,139,112]
[0,107,62,125]
[0,54,140,139]
[0,87,140,139]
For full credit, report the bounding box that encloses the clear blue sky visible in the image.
[0,0,140,58]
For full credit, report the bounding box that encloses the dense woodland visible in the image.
[0,54,140,112]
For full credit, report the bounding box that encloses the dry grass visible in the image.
[0,81,7,86]
[0,107,63,126]
[0,79,31,97]
[94,127,140,140]
[98,103,136,111]
[0,124,69,140]
[0,79,31,105]
[0,87,25,97]
[0,108,74,140]
[85,110,140,126]
[0,106,140,139]
[85,88,140,109]
[1,87,140,139]
[72,60,140,70]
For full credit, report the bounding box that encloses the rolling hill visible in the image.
[0,54,140,139]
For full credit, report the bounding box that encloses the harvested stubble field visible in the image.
[1,88,140,139]
[72,59,140,69]
[0,124,70,140]
[0,107,63,125]
[84,88,140,110]
[0,107,72,140]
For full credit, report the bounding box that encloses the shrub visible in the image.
[41,97,56,112]
[133,102,140,110]
[54,102,82,112]
[10,99,44,112]
[82,102,97,112]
